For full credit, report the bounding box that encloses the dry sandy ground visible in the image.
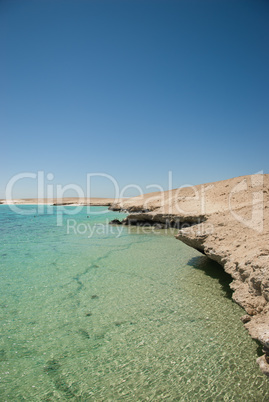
[0,197,115,206]
[109,174,269,375]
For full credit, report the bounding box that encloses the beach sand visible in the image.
[0,197,115,206]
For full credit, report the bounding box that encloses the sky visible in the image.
[1,0,269,198]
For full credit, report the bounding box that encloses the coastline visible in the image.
[108,174,269,376]
[2,204,268,399]
[2,175,269,375]
[0,197,115,206]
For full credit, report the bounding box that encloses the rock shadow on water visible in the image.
[187,256,233,299]
[44,358,60,374]
[78,328,90,339]
[0,349,7,362]
[43,358,79,399]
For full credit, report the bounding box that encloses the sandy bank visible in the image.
[109,174,269,376]
[0,197,115,206]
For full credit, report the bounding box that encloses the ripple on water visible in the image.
[0,205,269,400]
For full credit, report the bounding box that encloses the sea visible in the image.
[0,205,268,401]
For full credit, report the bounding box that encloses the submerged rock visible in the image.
[78,329,90,339]
[44,359,60,373]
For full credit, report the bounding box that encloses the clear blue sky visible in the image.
[1,0,269,198]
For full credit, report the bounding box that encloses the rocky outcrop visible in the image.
[175,208,269,375]
[109,219,122,225]
[120,212,206,229]
[110,174,269,376]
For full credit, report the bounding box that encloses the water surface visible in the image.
[0,205,268,400]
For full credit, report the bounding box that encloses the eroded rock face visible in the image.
[114,174,269,376]
[175,202,269,376]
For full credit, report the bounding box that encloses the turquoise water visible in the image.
[0,205,268,401]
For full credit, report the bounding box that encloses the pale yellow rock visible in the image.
[111,174,269,376]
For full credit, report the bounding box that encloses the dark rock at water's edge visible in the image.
[109,204,151,213]
[109,214,203,229]
[117,216,202,229]
[108,205,122,211]
[109,219,122,225]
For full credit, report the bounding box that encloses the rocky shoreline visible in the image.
[109,174,269,376]
[2,176,269,375]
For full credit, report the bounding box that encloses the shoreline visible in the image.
[108,174,269,376]
[2,174,269,375]
[0,197,115,206]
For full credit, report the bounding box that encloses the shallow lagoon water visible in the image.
[0,205,269,401]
